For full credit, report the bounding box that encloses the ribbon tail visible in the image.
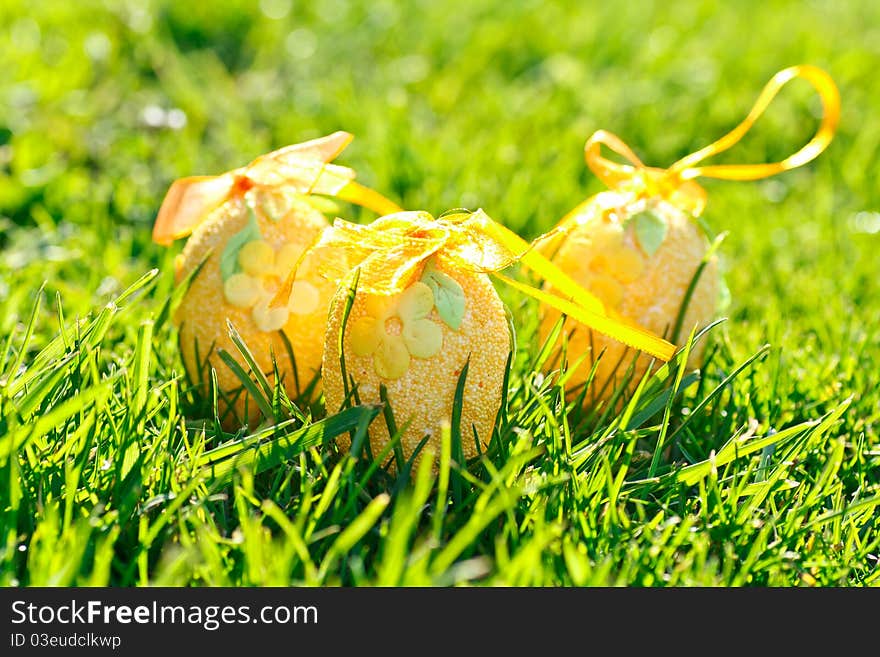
[335,181,404,215]
[475,215,605,313]
[474,213,675,360]
[494,273,675,361]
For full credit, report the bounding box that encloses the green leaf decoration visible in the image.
[219,205,263,281]
[631,210,668,256]
[421,263,466,330]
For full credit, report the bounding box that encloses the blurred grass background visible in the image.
[2,0,877,324]
[1,0,878,585]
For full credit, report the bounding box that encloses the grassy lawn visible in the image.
[1,0,878,586]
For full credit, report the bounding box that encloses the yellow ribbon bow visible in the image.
[308,209,677,361]
[152,131,402,245]
[557,64,840,227]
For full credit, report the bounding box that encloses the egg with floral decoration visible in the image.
[321,215,510,467]
[539,64,840,404]
[153,132,401,427]
[317,209,673,470]
[539,188,718,403]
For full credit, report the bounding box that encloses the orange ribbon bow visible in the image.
[308,209,677,361]
[556,64,840,229]
[152,131,402,245]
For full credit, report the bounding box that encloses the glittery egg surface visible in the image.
[540,193,718,402]
[322,260,510,468]
[175,190,336,426]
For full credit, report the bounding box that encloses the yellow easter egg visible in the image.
[540,194,718,402]
[322,260,510,468]
[175,190,337,427]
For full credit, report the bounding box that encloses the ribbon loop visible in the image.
[668,65,840,183]
[580,65,839,211]
[584,129,647,191]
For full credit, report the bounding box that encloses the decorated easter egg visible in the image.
[540,193,717,401]
[322,257,510,466]
[537,65,842,404]
[175,190,337,425]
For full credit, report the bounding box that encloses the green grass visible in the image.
[1,0,879,586]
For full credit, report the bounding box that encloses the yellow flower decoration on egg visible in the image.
[217,200,324,333]
[350,281,444,379]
